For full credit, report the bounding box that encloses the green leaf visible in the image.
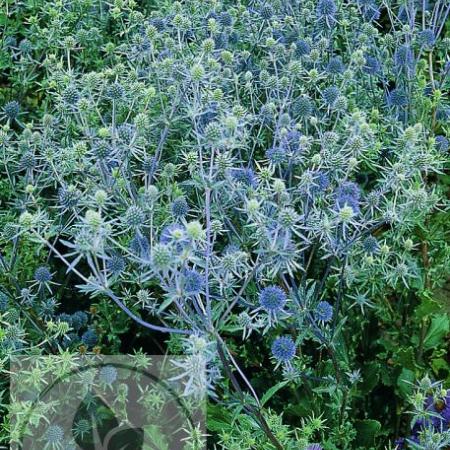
[415,294,441,320]
[261,380,289,406]
[360,363,380,394]
[207,404,233,433]
[423,314,449,350]
[354,419,381,447]
[393,347,416,371]
[397,368,415,398]
[431,357,450,375]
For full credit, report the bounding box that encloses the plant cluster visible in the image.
[0,0,449,448]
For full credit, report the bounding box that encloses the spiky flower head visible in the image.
[435,135,449,152]
[34,266,53,284]
[124,206,145,228]
[3,101,20,120]
[315,301,333,323]
[316,0,337,26]
[106,255,126,275]
[152,244,172,270]
[183,269,205,295]
[44,425,64,445]
[107,82,125,101]
[387,88,409,107]
[171,197,189,217]
[81,329,98,348]
[322,86,340,106]
[259,286,287,312]
[99,365,118,384]
[62,85,80,106]
[271,336,296,363]
[71,311,88,331]
[363,236,379,254]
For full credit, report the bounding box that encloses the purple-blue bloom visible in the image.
[271,336,296,363]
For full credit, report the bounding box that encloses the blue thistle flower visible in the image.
[272,30,287,44]
[19,152,37,170]
[129,233,151,259]
[62,85,80,106]
[281,130,302,154]
[219,11,233,27]
[44,425,64,445]
[183,269,205,294]
[4,36,17,48]
[363,236,379,254]
[0,292,9,312]
[322,86,340,106]
[58,186,80,209]
[259,286,287,312]
[260,4,275,20]
[3,100,20,120]
[435,135,449,152]
[117,123,136,144]
[141,155,156,174]
[311,171,330,195]
[106,255,126,275]
[171,197,189,217]
[149,17,166,31]
[394,45,414,75]
[229,168,258,188]
[271,336,296,363]
[81,329,98,347]
[160,223,186,244]
[316,0,337,27]
[293,95,313,118]
[326,56,345,75]
[106,82,125,100]
[315,301,333,323]
[295,39,311,57]
[71,311,88,331]
[19,39,32,54]
[387,88,409,107]
[363,56,381,75]
[99,365,118,384]
[124,205,145,228]
[214,32,229,49]
[436,107,450,122]
[34,266,53,284]
[307,445,323,450]
[39,298,58,319]
[419,29,435,47]
[336,181,361,214]
[266,146,288,164]
[92,141,111,160]
[57,313,73,325]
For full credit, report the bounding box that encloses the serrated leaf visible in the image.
[415,296,441,320]
[397,368,415,398]
[393,347,416,370]
[431,357,450,376]
[423,314,449,350]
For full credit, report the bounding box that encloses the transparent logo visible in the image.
[9,355,206,450]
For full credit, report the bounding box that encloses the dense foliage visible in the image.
[0,0,449,448]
